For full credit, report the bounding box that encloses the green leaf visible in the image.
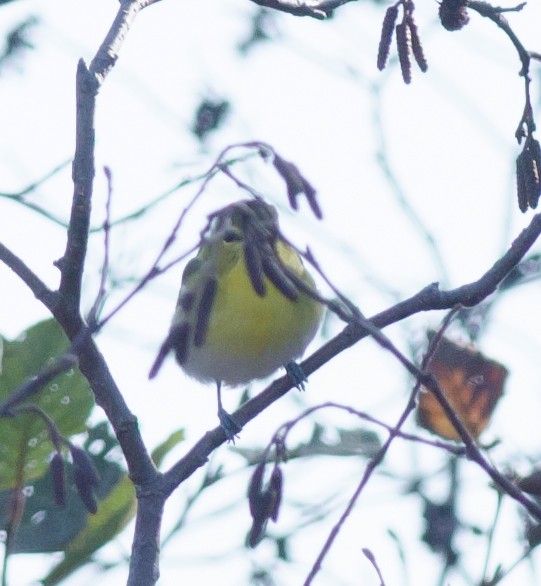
[40,427,185,585]
[0,319,94,489]
[0,423,124,554]
[41,475,136,586]
[234,426,382,464]
[150,428,185,467]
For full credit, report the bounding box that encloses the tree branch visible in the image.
[0,242,58,309]
[58,0,160,313]
[127,488,164,586]
[162,213,541,492]
[248,0,358,19]
[58,59,97,311]
[0,3,167,584]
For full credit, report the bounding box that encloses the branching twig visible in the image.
[0,241,58,309]
[93,143,228,329]
[248,0,358,20]
[87,166,114,328]
[247,400,466,467]
[2,4,166,584]
[1,0,540,583]
[58,0,161,313]
[58,59,97,312]
[87,153,256,233]
[0,159,71,227]
[302,308,458,584]
[363,548,387,586]
[3,137,541,586]
[157,212,541,584]
[0,159,69,199]
[467,2,534,143]
[162,213,541,492]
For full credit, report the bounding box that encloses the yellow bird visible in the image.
[149,199,323,440]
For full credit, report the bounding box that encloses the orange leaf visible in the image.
[417,334,508,440]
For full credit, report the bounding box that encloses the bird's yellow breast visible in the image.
[181,240,322,386]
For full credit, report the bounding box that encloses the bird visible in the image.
[149,199,323,440]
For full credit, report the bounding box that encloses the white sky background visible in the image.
[1,0,541,585]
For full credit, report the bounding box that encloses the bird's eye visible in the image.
[223,229,243,242]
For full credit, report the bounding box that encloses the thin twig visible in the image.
[248,0,358,19]
[9,404,66,452]
[162,212,541,496]
[303,308,459,584]
[468,1,534,142]
[0,159,72,227]
[87,166,114,328]
[0,352,78,417]
[481,492,503,584]
[87,153,257,233]
[58,59,97,312]
[94,146,229,330]
[270,401,466,456]
[0,242,58,309]
[363,548,387,586]
[0,158,70,198]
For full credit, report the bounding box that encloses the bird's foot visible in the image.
[286,361,308,391]
[218,407,242,443]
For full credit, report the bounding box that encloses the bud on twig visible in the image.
[70,445,99,514]
[439,0,470,31]
[376,1,428,83]
[407,15,428,72]
[268,466,283,522]
[396,22,412,85]
[516,137,541,212]
[49,452,66,507]
[272,154,322,219]
[247,462,284,547]
[377,6,399,71]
